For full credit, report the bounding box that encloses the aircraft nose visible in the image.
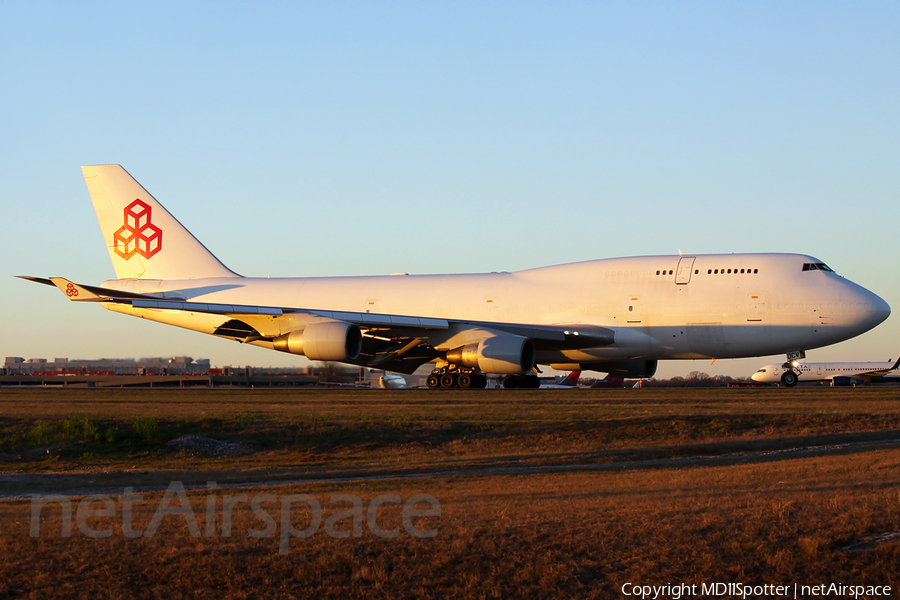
[870,292,891,327]
[832,284,890,338]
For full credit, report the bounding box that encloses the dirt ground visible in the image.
[1,386,899,598]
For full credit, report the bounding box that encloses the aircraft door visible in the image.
[747,294,765,322]
[626,297,641,324]
[675,257,696,284]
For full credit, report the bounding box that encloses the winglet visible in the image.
[48,277,105,301]
[18,275,170,301]
[890,356,900,371]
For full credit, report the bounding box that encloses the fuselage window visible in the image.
[656,270,660,275]
[708,269,712,274]
[714,269,718,274]
[727,269,732,274]
[694,269,699,274]
[754,269,758,274]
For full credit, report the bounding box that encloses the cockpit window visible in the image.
[802,263,834,272]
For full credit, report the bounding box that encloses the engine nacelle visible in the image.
[446,335,535,375]
[273,321,362,361]
[551,359,658,379]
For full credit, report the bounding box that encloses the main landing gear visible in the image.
[426,368,488,389]
[425,367,541,390]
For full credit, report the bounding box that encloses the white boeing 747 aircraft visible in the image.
[751,357,900,387]
[19,165,891,389]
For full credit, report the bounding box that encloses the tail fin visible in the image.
[82,165,239,280]
[561,370,581,386]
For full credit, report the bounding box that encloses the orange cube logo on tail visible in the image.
[113,199,162,259]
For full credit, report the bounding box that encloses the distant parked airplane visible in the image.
[536,371,582,389]
[590,375,626,388]
[751,357,900,387]
[19,165,890,389]
[378,373,420,389]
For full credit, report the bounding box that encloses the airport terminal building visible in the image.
[3,356,211,376]
[1,356,422,388]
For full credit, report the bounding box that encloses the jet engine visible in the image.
[273,321,362,361]
[446,335,535,374]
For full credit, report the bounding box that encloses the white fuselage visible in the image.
[752,361,899,384]
[378,374,409,389]
[101,252,889,367]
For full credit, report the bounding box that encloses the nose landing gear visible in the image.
[779,351,806,387]
[780,369,799,387]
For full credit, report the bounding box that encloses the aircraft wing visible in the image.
[21,276,615,374]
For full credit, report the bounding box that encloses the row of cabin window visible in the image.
[654,268,760,275]
[706,268,759,274]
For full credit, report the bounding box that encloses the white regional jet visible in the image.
[378,373,418,389]
[19,165,891,389]
[751,358,900,387]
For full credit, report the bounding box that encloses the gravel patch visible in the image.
[165,435,255,457]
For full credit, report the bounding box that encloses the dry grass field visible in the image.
[1,386,899,598]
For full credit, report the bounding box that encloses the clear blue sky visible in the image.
[2,1,898,378]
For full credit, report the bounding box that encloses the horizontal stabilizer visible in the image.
[48,277,105,301]
[18,275,167,301]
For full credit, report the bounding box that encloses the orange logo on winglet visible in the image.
[113,199,162,260]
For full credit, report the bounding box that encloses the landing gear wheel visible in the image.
[440,373,457,388]
[502,375,519,389]
[474,374,488,388]
[458,373,473,389]
[781,371,799,387]
[426,374,441,389]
